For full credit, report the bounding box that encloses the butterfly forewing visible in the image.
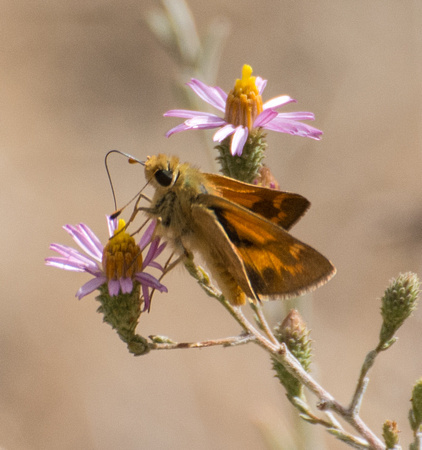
[204,173,310,230]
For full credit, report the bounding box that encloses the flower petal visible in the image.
[148,261,164,271]
[135,272,168,293]
[263,117,323,140]
[273,111,315,121]
[165,123,193,138]
[185,116,226,129]
[187,79,226,111]
[108,279,120,297]
[76,276,106,299]
[214,86,228,102]
[254,109,278,127]
[156,242,167,258]
[120,277,133,294]
[231,126,249,156]
[46,256,102,274]
[48,244,99,270]
[49,243,90,260]
[45,257,87,272]
[141,283,151,312]
[164,109,217,119]
[263,95,296,110]
[143,237,165,269]
[78,223,103,258]
[63,224,102,262]
[213,124,236,142]
[139,220,157,250]
[107,216,118,237]
[255,76,267,95]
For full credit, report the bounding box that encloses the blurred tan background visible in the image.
[1,1,422,449]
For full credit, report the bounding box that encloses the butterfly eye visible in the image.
[155,169,173,187]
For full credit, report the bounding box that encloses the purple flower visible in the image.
[164,64,323,156]
[45,217,167,311]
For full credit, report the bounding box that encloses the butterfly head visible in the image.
[145,154,181,190]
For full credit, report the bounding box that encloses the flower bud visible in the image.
[410,378,422,433]
[380,272,420,344]
[271,309,312,398]
[382,420,400,448]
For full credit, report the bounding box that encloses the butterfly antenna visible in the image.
[105,150,146,218]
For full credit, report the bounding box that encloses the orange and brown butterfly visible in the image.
[138,154,335,306]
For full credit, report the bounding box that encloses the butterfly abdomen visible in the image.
[203,251,247,305]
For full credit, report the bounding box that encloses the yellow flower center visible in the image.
[102,219,143,280]
[224,64,263,130]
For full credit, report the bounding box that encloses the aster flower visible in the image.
[164,64,322,157]
[45,217,167,311]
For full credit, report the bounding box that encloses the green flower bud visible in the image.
[216,131,267,183]
[271,309,312,398]
[382,420,400,448]
[96,283,150,356]
[380,272,420,345]
[127,335,150,356]
[410,378,422,433]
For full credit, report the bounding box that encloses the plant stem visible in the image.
[350,350,377,414]
[183,260,386,449]
[250,301,279,346]
[270,343,384,449]
[150,334,255,350]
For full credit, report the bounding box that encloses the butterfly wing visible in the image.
[204,173,310,230]
[191,202,258,302]
[197,194,336,299]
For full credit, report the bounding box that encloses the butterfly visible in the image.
[135,154,335,305]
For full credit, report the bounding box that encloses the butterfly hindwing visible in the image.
[197,194,336,299]
[190,202,257,300]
